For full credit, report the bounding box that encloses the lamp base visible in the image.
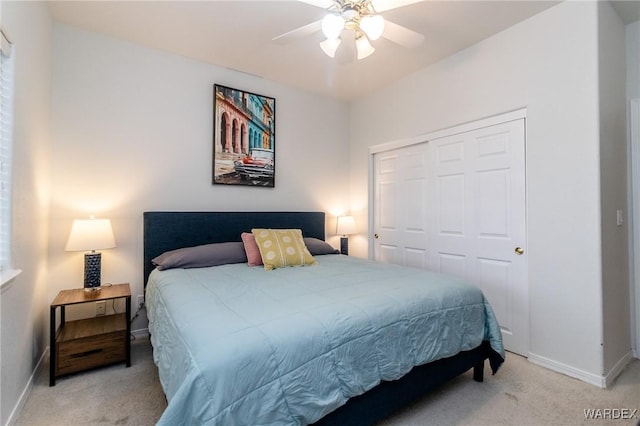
[340,237,349,256]
[84,252,102,290]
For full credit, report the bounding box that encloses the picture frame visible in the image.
[212,84,276,187]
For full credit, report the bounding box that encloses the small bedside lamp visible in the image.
[65,217,116,291]
[336,215,355,256]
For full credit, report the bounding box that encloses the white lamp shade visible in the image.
[322,14,345,39]
[355,35,375,59]
[336,216,356,236]
[65,218,116,252]
[320,37,342,58]
[360,15,385,41]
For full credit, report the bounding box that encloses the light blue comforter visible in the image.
[146,255,504,425]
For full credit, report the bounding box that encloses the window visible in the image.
[0,29,18,285]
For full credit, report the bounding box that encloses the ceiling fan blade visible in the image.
[371,0,424,13]
[297,0,334,9]
[272,20,322,45]
[381,19,425,49]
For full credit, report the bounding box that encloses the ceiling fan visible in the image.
[272,0,425,60]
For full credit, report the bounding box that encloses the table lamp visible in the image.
[65,217,116,291]
[336,215,355,255]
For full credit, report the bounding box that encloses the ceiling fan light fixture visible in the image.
[321,14,345,39]
[320,37,342,58]
[355,34,375,60]
[360,14,384,41]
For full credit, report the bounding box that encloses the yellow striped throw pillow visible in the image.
[251,228,317,270]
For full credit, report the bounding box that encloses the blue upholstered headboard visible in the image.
[143,211,326,286]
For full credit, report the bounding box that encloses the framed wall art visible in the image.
[212,84,276,187]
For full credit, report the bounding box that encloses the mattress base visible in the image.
[315,341,497,426]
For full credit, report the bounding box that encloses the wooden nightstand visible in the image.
[49,283,131,386]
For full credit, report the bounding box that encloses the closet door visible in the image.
[372,118,527,356]
[429,119,527,355]
[373,143,430,269]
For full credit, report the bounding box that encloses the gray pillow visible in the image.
[303,237,339,255]
[152,242,247,270]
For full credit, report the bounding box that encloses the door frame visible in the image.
[630,98,640,358]
[368,108,528,259]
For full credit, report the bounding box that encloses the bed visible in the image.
[143,211,504,425]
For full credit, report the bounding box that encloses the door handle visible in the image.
[374,233,379,239]
[515,247,524,255]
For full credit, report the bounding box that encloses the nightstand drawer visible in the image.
[56,330,127,375]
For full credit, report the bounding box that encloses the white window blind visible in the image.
[0,30,14,277]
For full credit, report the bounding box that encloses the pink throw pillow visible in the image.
[241,232,263,266]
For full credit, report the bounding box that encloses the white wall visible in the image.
[49,24,351,328]
[598,2,630,377]
[0,1,52,425]
[350,1,609,381]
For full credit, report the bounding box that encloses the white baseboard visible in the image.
[528,351,634,388]
[604,350,634,388]
[528,352,606,388]
[5,347,48,426]
[131,327,149,339]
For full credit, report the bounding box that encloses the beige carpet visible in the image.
[15,338,640,426]
[379,355,639,426]
[16,337,166,426]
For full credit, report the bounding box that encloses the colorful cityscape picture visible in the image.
[213,84,276,187]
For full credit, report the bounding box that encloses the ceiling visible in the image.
[48,1,638,102]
